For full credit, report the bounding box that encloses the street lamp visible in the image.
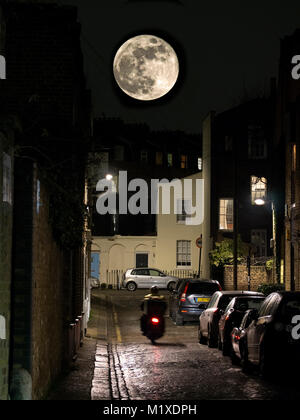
[254,198,266,206]
[253,196,277,283]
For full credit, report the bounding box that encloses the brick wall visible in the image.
[0,132,14,400]
[224,264,273,291]
[31,167,65,400]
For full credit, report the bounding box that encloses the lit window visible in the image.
[219,199,234,231]
[177,240,191,267]
[292,144,297,172]
[156,152,163,166]
[168,153,173,167]
[198,157,203,171]
[176,200,192,224]
[181,155,188,169]
[251,176,267,205]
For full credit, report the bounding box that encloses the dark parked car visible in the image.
[199,291,263,348]
[231,309,259,366]
[242,292,300,376]
[218,295,264,355]
[169,279,221,326]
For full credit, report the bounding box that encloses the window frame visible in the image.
[176,240,192,268]
[219,198,234,232]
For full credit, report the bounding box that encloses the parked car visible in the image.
[122,268,178,292]
[198,291,263,348]
[218,295,264,355]
[242,291,300,376]
[230,309,259,366]
[169,279,222,326]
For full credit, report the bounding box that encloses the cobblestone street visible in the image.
[48,289,300,401]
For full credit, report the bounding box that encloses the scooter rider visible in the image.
[140,286,167,335]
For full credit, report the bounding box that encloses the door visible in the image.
[135,268,150,288]
[149,269,165,288]
[136,253,149,268]
[91,252,100,281]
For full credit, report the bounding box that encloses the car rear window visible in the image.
[234,298,264,312]
[187,282,219,295]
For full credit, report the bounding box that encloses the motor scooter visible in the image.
[144,314,165,344]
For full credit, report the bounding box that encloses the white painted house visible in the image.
[91,172,206,286]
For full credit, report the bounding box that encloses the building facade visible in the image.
[92,173,204,285]
[0,127,14,401]
[202,96,276,288]
[0,2,91,399]
[276,29,300,291]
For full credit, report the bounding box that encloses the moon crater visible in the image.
[113,35,179,101]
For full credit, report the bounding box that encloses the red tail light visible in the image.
[180,283,189,302]
[151,317,160,325]
[218,283,222,291]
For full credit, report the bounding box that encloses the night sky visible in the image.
[60,0,300,133]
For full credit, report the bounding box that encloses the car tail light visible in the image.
[180,283,189,302]
[218,284,222,291]
[151,317,160,325]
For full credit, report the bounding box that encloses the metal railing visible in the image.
[67,314,83,367]
[103,268,199,289]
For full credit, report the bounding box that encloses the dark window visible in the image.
[234,298,264,312]
[187,283,220,295]
[136,253,148,268]
[136,269,150,276]
[149,269,161,277]
[248,125,267,159]
[219,296,235,310]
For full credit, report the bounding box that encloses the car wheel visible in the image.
[230,347,240,366]
[126,281,137,292]
[241,347,252,373]
[167,281,176,292]
[218,334,223,351]
[207,326,217,348]
[222,339,230,356]
[259,345,272,378]
[198,327,207,345]
[175,313,184,326]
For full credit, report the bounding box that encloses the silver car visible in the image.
[123,268,178,292]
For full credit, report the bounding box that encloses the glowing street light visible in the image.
[254,198,266,206]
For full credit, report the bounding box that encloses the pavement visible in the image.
[47,290,110,400]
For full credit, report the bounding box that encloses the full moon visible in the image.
[113,35,179,101]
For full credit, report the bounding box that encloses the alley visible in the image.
[49,288,300,401]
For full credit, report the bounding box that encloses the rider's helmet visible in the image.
[150,286,159,295]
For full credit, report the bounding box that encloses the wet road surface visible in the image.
[91,289,300,400]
